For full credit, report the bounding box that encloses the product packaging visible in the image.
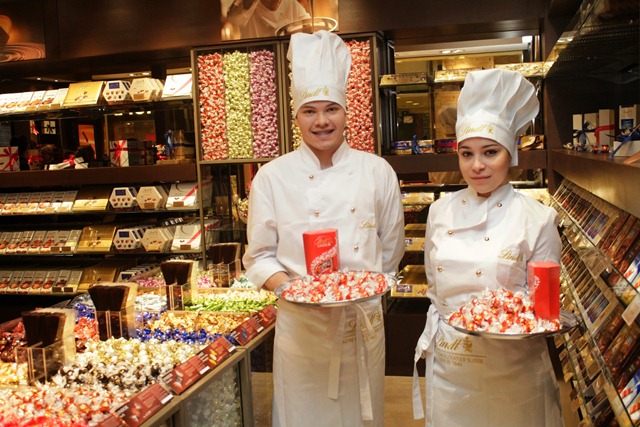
[109,140,155,167]
[102,80,132,104]
[166,180,211,209]
[527,261,560,321]
[109,187,139,210]
[129,77,160,102]
[583,112,599,151]
[113,227,146,251]
[0,146,19,172]
[25,90,46,111]
[50,88,68,109]
[63,81,105,107]
[141,227,175,252]
[137,185,168,210]
[38,89,58,110]
[303,228,340,275]
[72,187,110,212]
[162,73,193,99]
[620,104,639,133]
[597,109,616,151]
[171,223,202,252]
[435,138,457,153]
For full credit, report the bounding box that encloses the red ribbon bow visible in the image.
[1,147,19,171]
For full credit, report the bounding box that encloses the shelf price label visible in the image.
[257,305,277,327]
[199,336,236,370]
[230,316,262,345]
[112,383,173,427]
[161,355,207,395]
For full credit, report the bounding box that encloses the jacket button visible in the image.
[350,207,356,213]
[475,269,482,277]
[314,210,320,217]
[437,266,443,272]
[497,202,503,208]
[353,245,359,252]
[461,199,466,204]
[447,230,453,235]
[309,174,314,180]
[484,236,490,241]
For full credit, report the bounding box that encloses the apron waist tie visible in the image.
[327,307,346,401]
[413,305,439,420]
[326,303,376,421]
[354,303,375,421]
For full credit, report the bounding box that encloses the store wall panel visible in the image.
[50,0,545,60]
[56,0,219,58]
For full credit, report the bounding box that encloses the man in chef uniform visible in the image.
[242,30,405,427]
[413,68,564,427]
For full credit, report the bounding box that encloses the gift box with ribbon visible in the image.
[596,109,616,152]
[109,140,155,167]
[0,146,19,172]
[572,113,596,152]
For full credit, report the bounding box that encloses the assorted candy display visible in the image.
[197,48,280,160]
[0,278,277,425]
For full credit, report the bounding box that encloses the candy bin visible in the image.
[16,308,76,384]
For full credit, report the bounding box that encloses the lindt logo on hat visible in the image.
[300,86,330,101]
[303,229,340,275]
[459,123,495,136]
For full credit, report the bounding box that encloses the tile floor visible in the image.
[251,373,580,426]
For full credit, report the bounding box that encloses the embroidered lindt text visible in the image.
[360,220,376,229]
[497,249,523,262]
[460,123,495,135]
[300,86,330,101]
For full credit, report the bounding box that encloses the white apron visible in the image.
[273,298,385,427]
[413,185,563,427]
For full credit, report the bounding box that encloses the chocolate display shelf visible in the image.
[0,164,197,190]
[552,179,640,427]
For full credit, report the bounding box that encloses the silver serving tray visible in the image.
[446,310,581,340]
[274,271,396,308]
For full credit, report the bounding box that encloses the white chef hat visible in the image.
[287,30,351,116]
[455,69,539,166]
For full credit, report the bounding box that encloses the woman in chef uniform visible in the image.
[242,30,405,427]
[413,69,564,427]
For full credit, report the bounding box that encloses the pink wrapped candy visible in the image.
[448,288,560,334]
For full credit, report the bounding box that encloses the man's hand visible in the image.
[263,271,291,291]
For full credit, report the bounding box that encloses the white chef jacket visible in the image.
[243,141,405,427]
[413,183,564,427]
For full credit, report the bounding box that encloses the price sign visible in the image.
[161,355,207,394]
[113,383,173,427]
[258,305,277,327]
[230,316,262,345]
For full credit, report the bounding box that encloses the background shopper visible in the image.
[243,30,405,427]
[413,68,564,427]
